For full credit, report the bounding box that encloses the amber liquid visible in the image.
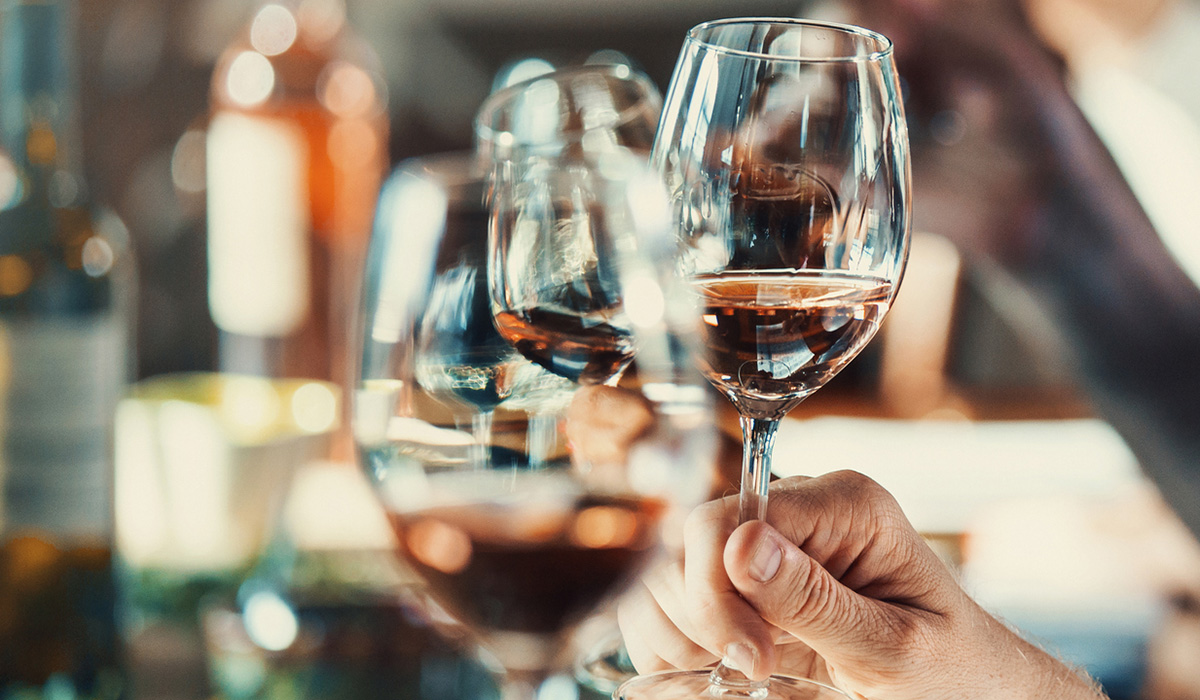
[389,494,664,636]
[0,538,119,696]
[493,307,634,386]
[695,271,891,414]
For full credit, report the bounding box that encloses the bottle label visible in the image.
[206,111,311,337]
[0,315,124,538]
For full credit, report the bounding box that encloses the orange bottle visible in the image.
[206,0,387,391]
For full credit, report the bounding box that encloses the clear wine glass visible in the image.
[355,151,714,700]
[615,18,911,700]
[476,62,683,564]
[477,64,664,393]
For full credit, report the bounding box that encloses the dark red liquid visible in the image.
[390,494,664,636]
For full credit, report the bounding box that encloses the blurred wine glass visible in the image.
[406,156,527,467]
[474,64,671,692]
[615,18,911,700]
[477,64,664,391]
[488,158,637,387]
[355,150,714,699]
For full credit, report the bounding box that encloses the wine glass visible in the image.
[474,63,672,691]
[477,63,663,385]
[354,151,714,700]
[477,59,680,566]
[615,18,911,700]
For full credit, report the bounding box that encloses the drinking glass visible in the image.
[475,63,673,691]
[354,151,714,700]
[615,18,911,700]
[478,63,663,387]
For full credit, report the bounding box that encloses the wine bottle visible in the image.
[0,0,133,697]
[206,0,387,388]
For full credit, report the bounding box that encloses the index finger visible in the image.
[682,496,779,681]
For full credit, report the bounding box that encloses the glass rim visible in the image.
[394,150,486,189]
[473,63,659,149]
[685,17,893,63]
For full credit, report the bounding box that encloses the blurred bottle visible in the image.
[205,0,387,397]
[0,0,134,697]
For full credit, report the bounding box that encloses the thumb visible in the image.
[724,520,876,658]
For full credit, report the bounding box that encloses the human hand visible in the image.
[618,471,1106,700]
[565,384,655,468]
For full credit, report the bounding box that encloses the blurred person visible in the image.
[618,471,1108,699]
[824,0,1200,539]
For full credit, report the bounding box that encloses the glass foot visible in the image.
[614,669,850,700]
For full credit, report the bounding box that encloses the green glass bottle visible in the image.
[0,0,132,697]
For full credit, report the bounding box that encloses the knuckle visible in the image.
[827,469,905,517]
[655,634,716,670]
[683,503,717,542]
[828,468,880,495]
[687,589,724,628]
[778,559,839,632]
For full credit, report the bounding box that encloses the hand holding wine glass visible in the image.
[616,18,911,700]
[621,472,1110,700]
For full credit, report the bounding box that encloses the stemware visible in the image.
[354,149,713,700]
[477,59,687,541]
[616,18,911,700]
[478,64,663,388]
[475,64,678,693]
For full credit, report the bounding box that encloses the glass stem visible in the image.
[470,409,494,469]
[527,411,554,469]
[705,415,779,697]
[737,416,779,524]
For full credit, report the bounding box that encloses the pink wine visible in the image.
[390,493,664,636]
[493,307,634,385]
[694,270,891,415]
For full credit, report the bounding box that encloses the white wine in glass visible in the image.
[616,17,911,700]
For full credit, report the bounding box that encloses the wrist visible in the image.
[1014,640,1106,700]
[963,602,1107,700]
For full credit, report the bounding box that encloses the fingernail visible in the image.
[748,531,782,582]
[724,642,756,676]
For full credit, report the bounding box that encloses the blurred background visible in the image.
[21,0,1200,698]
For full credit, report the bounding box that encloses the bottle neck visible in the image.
[0,0,85,189]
